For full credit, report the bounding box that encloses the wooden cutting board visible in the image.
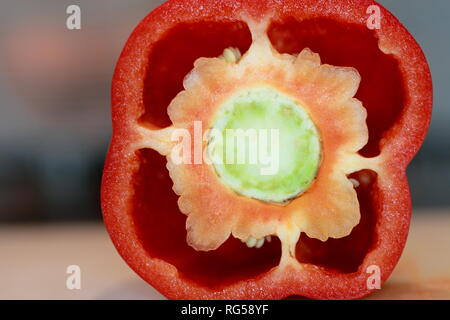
[1,211,449,299]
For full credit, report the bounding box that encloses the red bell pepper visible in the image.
[101,0,432,299]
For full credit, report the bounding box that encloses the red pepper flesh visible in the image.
[101,0,432,299]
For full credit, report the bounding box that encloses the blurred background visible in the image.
[0,0,448,224]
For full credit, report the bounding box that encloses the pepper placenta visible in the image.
[102,0,432,299]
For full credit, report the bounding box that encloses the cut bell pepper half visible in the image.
[101,0,432,299]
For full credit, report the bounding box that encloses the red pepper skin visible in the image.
[101,0,432,299]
